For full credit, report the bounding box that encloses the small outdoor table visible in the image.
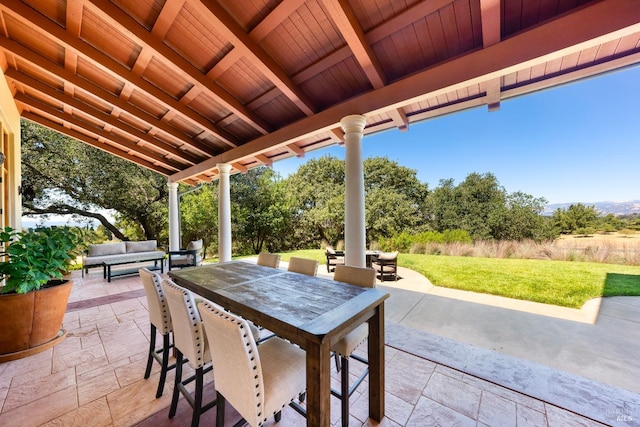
[169,261,389,427]
[102,253,164,282]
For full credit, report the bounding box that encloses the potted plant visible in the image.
[0,226,82,362]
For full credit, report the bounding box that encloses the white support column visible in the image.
[168,181,180,251]
[218,163,232,262]
[341,114,367,268]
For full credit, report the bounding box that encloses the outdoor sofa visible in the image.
[83,240,165,281]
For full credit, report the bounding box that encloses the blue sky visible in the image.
[273,65,640,205]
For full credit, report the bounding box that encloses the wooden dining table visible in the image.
[168,261,389,427]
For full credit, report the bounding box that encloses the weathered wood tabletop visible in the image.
[169,261,389,427]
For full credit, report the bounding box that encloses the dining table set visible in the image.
[166,260,390,427]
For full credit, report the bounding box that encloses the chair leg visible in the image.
[145,325,157,379]
[341,356,350,427]
[334,353,341,372]
[169,351,183,419]
[216,392,226,427]
[156,333,171,398]
[191,367,204,427]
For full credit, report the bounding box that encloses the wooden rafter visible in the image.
[481,0,502,111]
[193,0,316,116]
[0,0,237,152]
[169,0,640,182]
[7,71,199,165]
[0,35,209,158]
[0,0,636,186]
[321,0,386,89]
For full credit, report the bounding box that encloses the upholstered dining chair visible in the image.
[331,265,377,427]
[139,268,175,398]
[198,300,307,427]
[162,279,216,427]
[287,256,318,276]
[256,252,280,269]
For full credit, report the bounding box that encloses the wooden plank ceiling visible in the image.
[1,0,639,185]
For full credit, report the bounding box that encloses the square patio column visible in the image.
[218,163,232,262]
[168,181,180,251]
[341,114,367,268]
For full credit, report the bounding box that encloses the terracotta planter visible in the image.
[0,280,73,362]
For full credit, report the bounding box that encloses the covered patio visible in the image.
[0,1,639,426]
[1,263,637,426]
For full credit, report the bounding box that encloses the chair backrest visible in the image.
[187,239,204,265]
[377,251,399,262]
[256,252,280,269]
[287,257,318,276]
[162,279,209,369]
[198,300,264,427]
[334,265,376,288]
[139,268,172,334]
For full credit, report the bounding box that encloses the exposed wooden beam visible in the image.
[17,95,184,171]
[23,113,174,176]
[0,35,210,157]
[481,0,502,111]
[206,48,242,81]
[249,0,306,41]
[287,144,305,158]
[170,0,640,182]
[151,0,185,38]
[292,0,454,86]
[388,109,409,132]
[485,78,501,112]
[231,162,248,173]
[321,0,386,88]
[194,0,316,116]
[366,0,454,44]
[329,128,344,145]
[259,0,453,112]
[66,0,83,38]
[7,70,199,165]
[254,154,273,167]
[85,0,264,140]
[481,0,501,47]
[0,0,239,151]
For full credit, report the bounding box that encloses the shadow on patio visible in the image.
[0,263,637,426]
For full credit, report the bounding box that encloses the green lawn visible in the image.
[402,253,640,308]
[264,250,640,309]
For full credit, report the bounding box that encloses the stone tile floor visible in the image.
[0,267,635,426]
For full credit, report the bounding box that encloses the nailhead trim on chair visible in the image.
[149,273,172,332]
[200,301,266,425]
[165,281,207,368]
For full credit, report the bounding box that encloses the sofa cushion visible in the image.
[186,239,203,251]
[187,239,203,264]
[126,240,157,253]
[87,242,126,257]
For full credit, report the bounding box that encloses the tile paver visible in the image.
[0,264,637,427]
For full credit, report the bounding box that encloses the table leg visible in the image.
[368,303,385,421]
[305,340,331,427]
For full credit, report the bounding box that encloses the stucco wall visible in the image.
[0,68,22,230]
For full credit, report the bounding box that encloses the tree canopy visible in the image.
[23,120,626,255]
[21,119,168,241]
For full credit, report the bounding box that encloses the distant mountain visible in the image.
[543,200,640,216]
